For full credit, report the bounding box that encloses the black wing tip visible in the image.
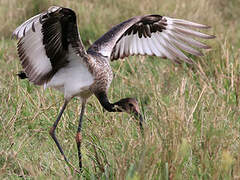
[204,25,211,29]
[17,71,28,79]
[208,35,216,39]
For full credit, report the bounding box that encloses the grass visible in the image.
[0,0,240,179]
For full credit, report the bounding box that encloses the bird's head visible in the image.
[113,98,143,121]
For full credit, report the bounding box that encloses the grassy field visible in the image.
[1,0,240,179]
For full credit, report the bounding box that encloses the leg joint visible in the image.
[76,132,82,143]
[49,126,55,136]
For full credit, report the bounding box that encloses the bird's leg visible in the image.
[75,99,86,172]
[49,100,69,163]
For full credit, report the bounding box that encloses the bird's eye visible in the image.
[129,103,134,107]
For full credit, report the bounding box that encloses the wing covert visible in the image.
[13,6,86,85]
[87,15,215,64]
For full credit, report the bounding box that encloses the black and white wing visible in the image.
[13,6,86,85]
[87,15,215,64]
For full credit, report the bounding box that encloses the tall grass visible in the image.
[0,0,240,179]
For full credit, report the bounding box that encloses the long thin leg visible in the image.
[49,100,69,163]
[139,118,144,136]
[75,99,86,172]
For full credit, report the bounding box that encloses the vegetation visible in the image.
[0,0,240,179]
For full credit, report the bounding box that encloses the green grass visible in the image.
[1,0,240,179]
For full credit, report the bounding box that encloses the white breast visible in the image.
[46,52,94,100]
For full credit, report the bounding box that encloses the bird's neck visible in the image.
[95,92,122,112]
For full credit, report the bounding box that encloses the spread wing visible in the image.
[87,15,215,64]
[13,6,86,85]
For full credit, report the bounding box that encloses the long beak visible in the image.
[133,111,144,133]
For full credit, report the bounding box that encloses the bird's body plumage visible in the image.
[13,6,215,171]
[46,51,94,100]
[14,6,115,102]
[13,6,215,102]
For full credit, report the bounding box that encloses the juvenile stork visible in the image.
[13,6,215,171]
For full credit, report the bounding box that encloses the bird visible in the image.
[13,6,215,172]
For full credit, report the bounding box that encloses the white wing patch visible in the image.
[13,6,61,39]
[17,18,53,83]
[13,6,70,85]
[111,16,215,63]
[13,14,42,39]
[21,22,52,76]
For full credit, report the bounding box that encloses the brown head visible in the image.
[94,92,144,131]
[113,98,143,126]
